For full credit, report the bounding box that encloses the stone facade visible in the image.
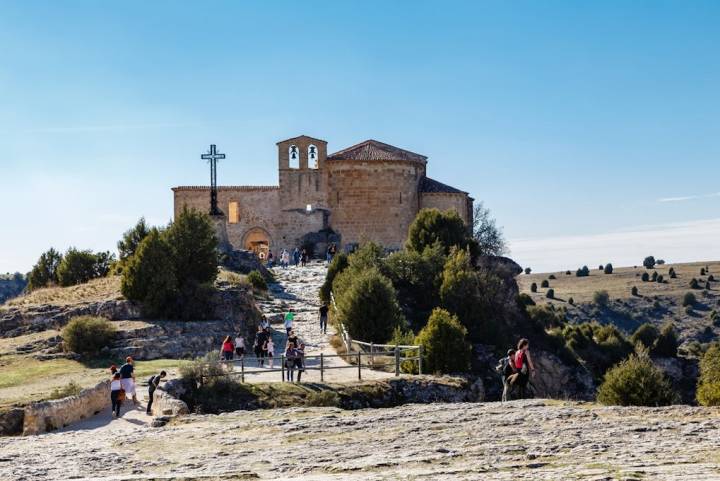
[173,136,473,255]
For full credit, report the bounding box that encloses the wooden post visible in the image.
[320,353,324,382]
[281,354,285,382]
[418,345,423,375]
[395,344,400,376]
[357,351,362,380]
[241,357,245,383]
[370,342,374,367]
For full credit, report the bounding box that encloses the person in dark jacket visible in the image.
[146,371,167,415]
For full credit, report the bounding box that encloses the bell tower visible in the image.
[276,135,328,210]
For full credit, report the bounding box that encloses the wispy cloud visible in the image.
[657,192,720,203]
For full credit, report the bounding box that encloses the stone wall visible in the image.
[22,380,110,435]
[420,192,472,225]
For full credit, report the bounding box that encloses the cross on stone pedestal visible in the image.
[201,144,225,216]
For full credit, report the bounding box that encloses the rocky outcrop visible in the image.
[22,380,110,435]
[0,408,24,436]
[150,379,189,417]
[220,249,272,279]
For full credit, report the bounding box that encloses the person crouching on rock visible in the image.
[119,356,138,405]
[221,336,234,362]
[513,338,536,398]
[146,370,166,416]
[110,372,124,418]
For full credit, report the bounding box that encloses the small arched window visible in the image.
[308,144,318,169]
[288,145,299,169]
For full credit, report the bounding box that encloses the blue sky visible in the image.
[1,1,719,273]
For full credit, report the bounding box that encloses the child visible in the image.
[266,338,275,368]
[110,372,124,418]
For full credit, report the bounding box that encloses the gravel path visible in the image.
[3,400,720,480]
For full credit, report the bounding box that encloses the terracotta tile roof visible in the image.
[327,139,428,163]
[418,176,466,194]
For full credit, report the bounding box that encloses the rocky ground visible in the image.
[2,399,720,480]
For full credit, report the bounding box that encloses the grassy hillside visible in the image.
[2,276,122,309]
[518,260,720,343]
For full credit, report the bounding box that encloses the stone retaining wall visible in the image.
[23,380,110,435]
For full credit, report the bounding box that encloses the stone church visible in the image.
[173,135,473,257]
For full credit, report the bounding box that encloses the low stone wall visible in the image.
[23,380,110,435]
[151,380,189,417]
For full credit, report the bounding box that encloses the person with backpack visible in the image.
[512,338,536,398]
[496,349,517,402]
[146,371,167,415]
[110,372,124,418]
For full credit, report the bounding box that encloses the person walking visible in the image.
[254,326,267,367]
[319,303,329,334]
[266,338,275,368]
[287,329,299,349]
[293,247,300,267]
[234,334,245,359]
[300,249,308,267]
[284,311,294,335]
[295,343,306,383]
[497,349,517,402]
[110,372,124,418]
[146,371,167,415]
[220,336,235,361]
[119,357,138,405]
[267,250,274,267]
[285,344,297,382]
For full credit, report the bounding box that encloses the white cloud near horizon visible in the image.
[509,218,720,273]
[657,192,720,203]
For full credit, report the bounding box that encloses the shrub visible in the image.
[541,279,549,288]
[518,293,535,307]
[701,268,706,276]
[631,323,659,350]
[651,271,658,282]
[604,263,613,274]
[561,322,632,379]
[306,390,341,407]
[593,290,610,307]
[597,352,678,406]
[631,286,639,296]
[336,268,405,343]
[710,275,716,282]
[117,217,151,261]
[599,265,604,271]
[524,267,531,275]
[568,297,574,305]
[643,256,656,269]
[319,253,349,304]
[27,248,63,291]
[656,259,665,265]
[706,281,712,290]
[546,288,555,299]
[565,270,571,275]
[690,278,700,289]
[527,304,566,329]
[669,267,677,278]
[641,272,650,282]
[683,292,697,307]
[415,308,470,374]
[697,344,720,406]
[406,208,471,256]
[389,326,418,374]
[576,266,590,277]
[48,381,82,400]
[656,274,664,283]
[121,230,177,318]
[530,282,537,293]
[653,323,678,357]
[548,274,556,280]
[57,248,115,286]
[246,270,267,290]
[62,316,116,357]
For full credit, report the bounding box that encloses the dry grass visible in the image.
[217,269,249,287]
[3,276,123,309]
[518,260,720,305]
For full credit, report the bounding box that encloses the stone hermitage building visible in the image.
[173,135,473,257]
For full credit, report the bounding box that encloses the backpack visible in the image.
[496,357,514,378]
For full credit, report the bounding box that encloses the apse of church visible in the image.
[172,135,472,257]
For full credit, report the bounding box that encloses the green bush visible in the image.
[656,274,664,283]
[701,268,706,276]
[319,253,349,303]
[27,248,63,291]
[530,282,537,293]
[121,230,177,318]
[697,344,720,406]
[565,270,571,275]
[247,270,267,291]
[546,288,555,299]
[631,286,639,296]
[631,323,659,350]
[709,275,715,282]
[306,390,341,407]
[683,292,697,307]
[576,266,590,277]
[518,293,535,307]
[117,217,151,261]
[524,267,532,275]
[541,279,549,288]
[406,208,472,256]
[651,271,658,282]
[561,322,632,379]
[653,322,678,357]
[548,274,556,280]
[597,352,678,406]
[57,248,115,286]
[389,326,418,374]
[690,278,700,289]
[415,308,470,374]
[527,304,565,329]
[62,316,116,357]
[641,272,650,282]
[593,290,610,307]
[669,267,677,278]
[336,268,405,343]
[568,297,574,305]
[643,256,656,269]
[604,263,613,274]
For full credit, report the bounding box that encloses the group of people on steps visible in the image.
[109,357,167,419]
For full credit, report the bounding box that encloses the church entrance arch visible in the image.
[242,227,272,260]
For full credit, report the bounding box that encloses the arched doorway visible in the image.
[243,227,271,260]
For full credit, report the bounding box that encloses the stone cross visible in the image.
[201,144,225,216]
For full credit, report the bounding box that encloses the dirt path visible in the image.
[240,260,393,383]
